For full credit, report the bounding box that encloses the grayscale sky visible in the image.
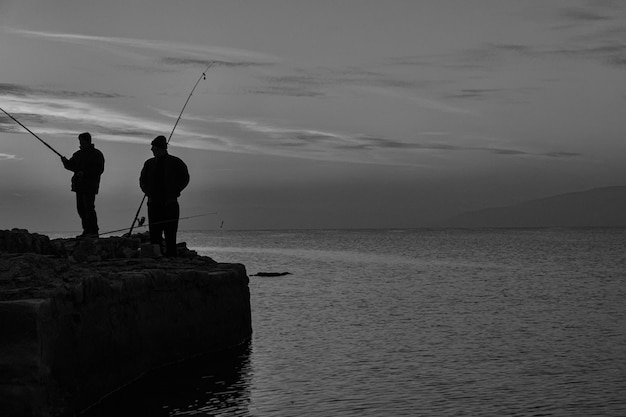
[1,0,625,232]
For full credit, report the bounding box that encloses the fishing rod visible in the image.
[128,61,215,236]
[167,61,215,144]
[101,212,217,237]
[0,106,64,158]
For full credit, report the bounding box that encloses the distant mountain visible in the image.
[445,186,626,228]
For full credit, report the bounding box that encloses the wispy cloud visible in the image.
[560,7,610,23]
[0,83,120,99]
[248,65,445,102]
[0,153,21,161]
[556,1,622,25]
[7,28,279,64]
[488,41,626,70]
[376,1,626,111]
[1,85,250,155]
[387,51,498,72]
[1,20,586,167]
[332,135,580,159]
[6,27,476,116]
[2,83,582,166]
[161,57,272,68]
[446,88,501,100]
[506,2,626,69]
[246,85,326,98]
[1,91,182,143]
[357,86,477,116]
[205,117,352,150]
[246,69,330,97]
[200,116,579,163]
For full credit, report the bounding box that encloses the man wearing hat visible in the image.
[61,132,105,238]
[139,135,190,257]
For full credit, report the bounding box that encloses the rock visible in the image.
[0,229,57,255]
[251,271,292,277]
[0,230,252,417]
[139,242,162,258]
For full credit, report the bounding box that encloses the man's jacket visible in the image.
[62,144,105,194]
[139,153,190,203]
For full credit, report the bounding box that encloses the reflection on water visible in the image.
[82,342,252,417]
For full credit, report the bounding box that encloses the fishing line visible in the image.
[128,61,215,235]
[0,106,64,158]
[101,212,217,237]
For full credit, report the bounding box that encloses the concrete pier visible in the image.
[0,229,252,417]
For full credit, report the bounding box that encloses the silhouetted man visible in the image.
[139,135,190,257]
[61,132,105,238]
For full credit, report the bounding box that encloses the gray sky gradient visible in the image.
[1,0,625,231]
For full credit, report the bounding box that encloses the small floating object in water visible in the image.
[251,272,292,277]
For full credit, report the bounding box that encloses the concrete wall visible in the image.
[0,264,251,417]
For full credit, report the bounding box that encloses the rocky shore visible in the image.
[0,229,252,417]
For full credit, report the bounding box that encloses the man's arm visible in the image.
[177,159,190,193]
[139,160,150,195]
[61,154,76,172]
[94,151,105,176]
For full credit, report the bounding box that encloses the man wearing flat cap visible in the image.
[61,132,105,238]
[139,135,190,257]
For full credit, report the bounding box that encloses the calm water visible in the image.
[84,228,626,416]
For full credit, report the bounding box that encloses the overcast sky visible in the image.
[1,0,625,232]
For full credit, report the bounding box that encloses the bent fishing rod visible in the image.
[100,212,217,237]
[128,61,215,236]
[0,106,64,158]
